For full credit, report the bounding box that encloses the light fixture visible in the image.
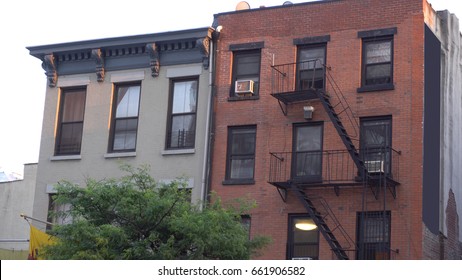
[303,106,314,120]
[295,221,317,231]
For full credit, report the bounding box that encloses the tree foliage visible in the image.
[43,165,270,260]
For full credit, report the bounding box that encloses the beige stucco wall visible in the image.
[0,164,37,251]
[32,63,210,224]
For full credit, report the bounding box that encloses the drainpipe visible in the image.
[200,27,219,209]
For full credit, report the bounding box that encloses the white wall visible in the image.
[0,164,37,251]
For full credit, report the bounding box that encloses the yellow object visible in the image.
[28,225,55,260]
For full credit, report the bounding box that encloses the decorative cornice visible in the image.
[43,54,57,87]
[197,37,210,70]
[91,48,105,82]
[146,43,160,77]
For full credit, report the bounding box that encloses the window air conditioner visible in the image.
[365,160,384,173]
[235,80,254,94]
[291,257,313,260]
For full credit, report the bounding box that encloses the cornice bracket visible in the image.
[197,37,210,70]
[92,48,105,82]
[43,54,57,87]
[146,43,160,77]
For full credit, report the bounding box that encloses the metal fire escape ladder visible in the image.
[315,68,365,174]
[290,184,350,260]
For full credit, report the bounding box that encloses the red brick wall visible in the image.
[212,0,425,259]
[445,189,461,259]
[423,226,443,259]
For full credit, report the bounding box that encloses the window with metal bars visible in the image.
[356,211,391,260]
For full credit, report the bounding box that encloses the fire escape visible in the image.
[268,59,400,259]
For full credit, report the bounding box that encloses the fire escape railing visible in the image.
[268,148,400,188]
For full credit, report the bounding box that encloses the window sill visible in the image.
[357,84,395,93]
[228,95,259,102]
[50,155,82,161]
[162,149,195,155]
[222,179,255,185]
[104,152,137,158]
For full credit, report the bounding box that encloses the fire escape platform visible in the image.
[270,89,319,104]
[269,180,363,190]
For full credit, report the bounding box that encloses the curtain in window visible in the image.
[56,89,86,155]
[112,84,140,151]
[62,90,85,122]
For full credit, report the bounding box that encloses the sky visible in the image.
[0,0,460,175]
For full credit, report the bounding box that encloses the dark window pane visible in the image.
[169,115,196,148]
[365,64,391,85]
[360,118,392,173]
[366,41,391,63]
[231,128,256,154]
[227,126,256,180]
[113,118,138,151]
[116,85,140,118]
[172,81,197,114]
[299,48,325,69]
[293,124,323,180]
[295,125,322,151]
[362,119,391,147]
[295,152,322,177]
[236,55,260,76]
[230,158,255,179]
[62,90,86,122]
[58,122,83,154]
[357,211,391,260]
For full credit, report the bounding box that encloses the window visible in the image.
[241,215,251,239]
[55,88,86,155]
[292,123,323,182]
[297,45,326,90]
[224,126,256,184]
[358,33,395,92]
[356,211,391,260]
[166,79,198,149]
[362,37,393,86]
[109,83,141,152]
[287,214,319,260]
[360,117,392,174]
[231,50,261,98]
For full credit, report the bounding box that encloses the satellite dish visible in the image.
[236,1,251,11]
[283,1,293,5]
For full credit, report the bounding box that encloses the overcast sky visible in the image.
[0,0,460,174]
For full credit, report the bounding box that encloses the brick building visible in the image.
[210,0,462,259]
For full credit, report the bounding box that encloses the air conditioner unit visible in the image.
[365,160,384,173]
[235,80,254,94]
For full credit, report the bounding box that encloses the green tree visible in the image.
[43,165,270,260]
